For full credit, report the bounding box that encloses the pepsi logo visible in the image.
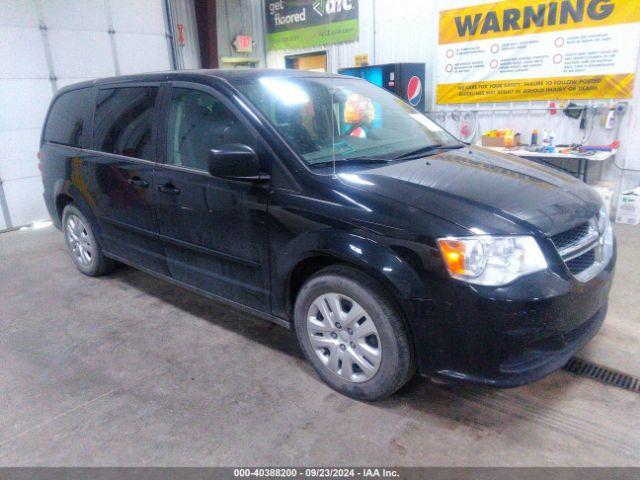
[407,76,422,106]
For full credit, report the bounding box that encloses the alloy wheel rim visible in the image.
[306,293,381,383]
[65,214,93,267]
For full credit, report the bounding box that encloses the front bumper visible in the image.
[407,247,616,387]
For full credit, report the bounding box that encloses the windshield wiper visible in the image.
[394,143,465,160]
[310,157,393,168]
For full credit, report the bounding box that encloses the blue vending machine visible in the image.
[338,63,426,112]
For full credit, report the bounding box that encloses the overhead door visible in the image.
[0,0,172,230]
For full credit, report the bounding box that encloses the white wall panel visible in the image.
[0,27,49,79]
[41,0,108,30]
[0,79,52,132]
[0,0,46,229]
[110,0,166,34]
[0,129,40,182]
[0,0,39,27]
[603,53,640,191]
[0,0,173,228]
[115,33,171,74]
[56,77,94,89]
[48,30,115,79]
[3,176,48,228]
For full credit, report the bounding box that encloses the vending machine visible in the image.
[338,63,426,112]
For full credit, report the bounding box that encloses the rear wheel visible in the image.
[294,265,414,400]
[62,204,114,276]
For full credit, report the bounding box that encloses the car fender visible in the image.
[53,179,101,234]
[277,230,427,304]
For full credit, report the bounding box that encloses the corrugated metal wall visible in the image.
[168,0,202,69]
[216,0,267,66]
[0,0,174,230]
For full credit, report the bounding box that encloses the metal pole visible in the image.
[104,0,121,75]
[163,0,179,70]
[33,0,57,95]
[372,0,377,64]
[0,177,12,230]
[259,0,269,67]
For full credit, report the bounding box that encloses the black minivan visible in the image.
[40,69,615,400]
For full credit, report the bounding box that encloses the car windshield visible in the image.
[235,76,461,167]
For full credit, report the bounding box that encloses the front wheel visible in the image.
[62,204,114,277]
[294,265,414,400]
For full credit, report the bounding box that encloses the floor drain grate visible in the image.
[564,357,640,393]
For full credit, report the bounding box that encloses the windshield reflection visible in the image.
[237,77,461,167]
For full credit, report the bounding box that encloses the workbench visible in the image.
[485,146,616,182]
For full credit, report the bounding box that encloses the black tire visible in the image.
[294,265,414,400]
[61,204,115,277]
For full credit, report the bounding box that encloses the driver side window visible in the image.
[166,87,255,171]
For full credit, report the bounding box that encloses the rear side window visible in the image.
[92,86,158,161]
[44,88,92,147]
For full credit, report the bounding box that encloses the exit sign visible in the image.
[234,35,252,53]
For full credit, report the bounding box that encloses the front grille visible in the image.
[551,222,590,251]
[565,248,596,274]
[550,218,601,278]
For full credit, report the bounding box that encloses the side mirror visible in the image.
[208,144,266,181]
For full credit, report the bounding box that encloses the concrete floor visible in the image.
[0,225,639,466]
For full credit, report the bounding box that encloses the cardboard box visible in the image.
[481,136,508,147]
[592,182,613,218]
[615,191,640,225]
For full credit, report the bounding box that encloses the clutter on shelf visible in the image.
[481,128,620,156]
[481,129,516,147]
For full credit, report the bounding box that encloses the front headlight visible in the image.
[438,235,547,286]
[598,206,614,263]
[598,206,609,234]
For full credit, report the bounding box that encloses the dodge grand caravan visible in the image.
[40,69,615,400]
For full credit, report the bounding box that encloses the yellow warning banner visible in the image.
[437,73,635,104]
[436,0,640,103]
[440,0,640,44]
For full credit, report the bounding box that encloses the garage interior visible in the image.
[1,0,640,469]
[1,224,639,465]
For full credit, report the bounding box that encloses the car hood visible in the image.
[339,146,602,236]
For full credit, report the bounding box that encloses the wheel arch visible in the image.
[55,193,74,223]
[53,180,101,236]
[279,231,427,321]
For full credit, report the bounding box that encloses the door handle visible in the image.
[128,177,149,188]
[158,183,181,195]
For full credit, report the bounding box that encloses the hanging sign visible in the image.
[177,24,186,46]
[437,0,640,104]
[265,0,359,51]
[234,35,253,53]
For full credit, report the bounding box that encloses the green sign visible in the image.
[265,0,359,51]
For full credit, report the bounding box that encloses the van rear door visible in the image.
[85,83,168,275]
